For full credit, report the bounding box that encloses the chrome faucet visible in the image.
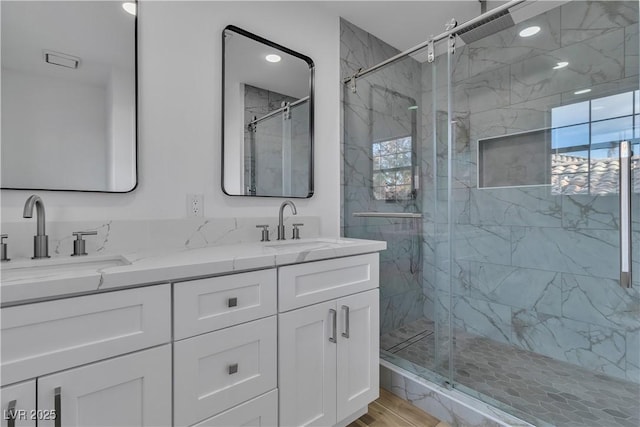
[23,195,49,259]
[277,200,297,240]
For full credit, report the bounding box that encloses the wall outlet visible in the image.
[187,194,204,217]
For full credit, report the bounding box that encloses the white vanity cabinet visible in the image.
[278,254,380,427]
[1,380,36,427]
[1,246,384,427]
[37,345,172,427]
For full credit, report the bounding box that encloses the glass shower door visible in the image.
[447,1,640,425]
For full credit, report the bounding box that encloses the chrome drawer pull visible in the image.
[228,363,239,375]
[341,305,350,339]
[54,387,61,427]
[329,309,337,343]
[7,400,16,427]
[228,297,238,308]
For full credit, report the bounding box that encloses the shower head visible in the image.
[456,9,515,44]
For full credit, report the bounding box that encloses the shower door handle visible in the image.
[620,141,632,288]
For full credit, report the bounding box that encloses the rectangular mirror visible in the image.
[1,1,137,192]
[222,25,314,198]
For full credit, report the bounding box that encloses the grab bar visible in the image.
[620,141,632,288]
[352,212,423,218]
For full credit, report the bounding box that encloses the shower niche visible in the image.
[477,129,551,189]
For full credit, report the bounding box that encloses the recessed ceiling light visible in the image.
[519,26,541,38]
[265,54,281,63]
[122,2,136,16]
[574,88,592,95]
[553,61,569,70]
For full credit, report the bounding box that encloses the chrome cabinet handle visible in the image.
[54,387,61,427]
[341,305,350,339]
[7,400,16,427]
[620,141,632,288]
[329,309,337,343]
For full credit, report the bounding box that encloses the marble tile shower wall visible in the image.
[340,19,426,335]
[422,1,640,383]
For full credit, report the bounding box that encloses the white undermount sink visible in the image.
[1,254,130,282]
[265,238,355,249]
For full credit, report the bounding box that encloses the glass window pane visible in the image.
[635,114,639,138]
[379,155,393,170]
[373,156,381,171]
[396,152,412,167]
[635,90,639,114]
[552,102,589,128]
[381,140,396,155]
[551,124,589,149]
[372,142,381,156]
[397,137,412,152]
[592,92,633,121]
[591,117,633,144]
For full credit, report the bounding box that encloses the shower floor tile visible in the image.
[381,318,640,427]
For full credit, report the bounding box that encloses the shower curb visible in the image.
[380,360,539,427]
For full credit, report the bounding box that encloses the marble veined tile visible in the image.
[512,309,591,364]
[561,273,640,331]
[511,226,619,279]
[454,64,511,114]
[561,194,626,230]
[451,224,511,265]
[561,0,638,46]
[466,262,562,316]
[470,187,562,228]
[626,330,640,382]
[625,23,639,78]
[511,29,625,104]
[453,296,512,344]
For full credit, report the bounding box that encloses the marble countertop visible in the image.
[0,238,386,306]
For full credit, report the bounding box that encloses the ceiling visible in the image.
[319,1,507,52]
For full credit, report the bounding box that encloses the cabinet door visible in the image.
[278,300,337,427]
[37,345,171,427]
[1,380,35,427]
[336,289,379,422]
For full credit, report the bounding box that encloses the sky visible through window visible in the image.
[551,90,639,195]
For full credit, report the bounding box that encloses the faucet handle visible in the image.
[292,223,304,240]
[1,234,9,262]
[71,231,98,256]
[256,225,270,242]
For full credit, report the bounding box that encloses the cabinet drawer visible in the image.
[191,389,277,427]
[174,269,276,340]
[1,285,171,386]
[278,253,379,312]
[174,316,277,426]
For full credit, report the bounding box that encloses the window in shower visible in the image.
[551,90,640,195]
[372,136,414,201]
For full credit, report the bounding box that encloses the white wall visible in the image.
[0,1,341,236]
[1,69,108,189]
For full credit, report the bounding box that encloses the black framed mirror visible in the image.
[222,25,314,198]
[1,0,138,193]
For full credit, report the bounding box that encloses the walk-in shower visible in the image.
[341,1,640,425]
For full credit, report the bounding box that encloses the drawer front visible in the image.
[190,389,277,427]
[278,253,379,312]
[1,285,171,386]
[174,316,277,427]
[174,269,276,340]
[1,380,36,427]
